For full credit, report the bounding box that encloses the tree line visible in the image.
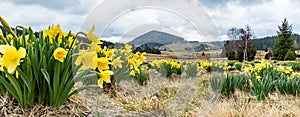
[225,18,297,61]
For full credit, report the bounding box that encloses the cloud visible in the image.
[1,0,300,43]
[203,0,300,37]
[0,0,102,32]
[6,0,100,15]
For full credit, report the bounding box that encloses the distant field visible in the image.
[146,50,300,62]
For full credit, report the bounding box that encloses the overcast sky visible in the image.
[0,0,299,42]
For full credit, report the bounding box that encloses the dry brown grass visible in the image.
[77,70,300,117]
[2,69,300,116]
[0,93,89,117]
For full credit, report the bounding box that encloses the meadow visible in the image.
[1,16,300,117]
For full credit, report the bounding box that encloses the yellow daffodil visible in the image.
[7,34,13,39]
[53,47,68,62]
[124,44,132,53]
[140,52,146,61]
[96,45,101,52]
[86,25,102,43]
[277,66,285,72]
[105,49,115,59]
[254,64,263,72]
[244,66,252,73]
[0,45,26,74]
[256,75,261,81]
[128,58,135,67]
[67,37,77,48]
[19,35,29,48]
[75,50,98,70]
[43,24,63,44]
[96,57,111,72]
[284,66,293,74]
[112,57,123,68]
[133,52,140,60]
[130,70,136,76]
[98,70,113,88]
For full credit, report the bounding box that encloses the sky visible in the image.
[0,0,299,43]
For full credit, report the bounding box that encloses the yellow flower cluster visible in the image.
[198,60,212,70]
[128,52,147,76]
[276,66,293,74]
[128,52,146,68]
[243,60,270,73]
[43,24,76,47]
[73,26,127,88]
[151,59,181,69]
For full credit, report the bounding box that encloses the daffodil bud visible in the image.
[0,16,18,39]
[0,28,5,41]
[0,16,11,32]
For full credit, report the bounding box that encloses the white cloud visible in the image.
[1,0,300,43]
[206,0,300,37]
[0,0,102,32]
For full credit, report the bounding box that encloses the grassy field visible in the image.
[77,69,300,117]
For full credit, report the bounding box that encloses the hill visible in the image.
[128,30,185,46]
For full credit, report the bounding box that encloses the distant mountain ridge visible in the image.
[128,30,185,46]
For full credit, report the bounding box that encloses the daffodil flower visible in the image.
[96,57,111,72]
[0,45,26,74]
[43,24,63,44]
[53,47,68,62]
[124,44,132,53]
[105,49,115,59]
[86,25,102,43]
[75,50,98,70]
[112,57,123,68]
[98,70,113,88]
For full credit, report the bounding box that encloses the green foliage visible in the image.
[225,26,256,62]
[210,73,224,93]
[254,34,300,50]
[159,62,173,77]
[250,76,275,100]
[0,29,97,108]
[158,62,183,77]
[249,65,279,100]
[173,64,183,75]
[133,44,161,54]
[284,61,300,72]
[234,63,242,71]
[185,62,199,78]
[284,50,296,60]
[274,76,300,96]
[132,69,150,86]
[228,61,235,66]
[210,73,248,95]
[273,18,296,60]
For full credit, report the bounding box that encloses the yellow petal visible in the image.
[89,25,95,34]
[98,78,104,88]
[18,47,26,58]
[7,63,17,74]
[0,45,14,54]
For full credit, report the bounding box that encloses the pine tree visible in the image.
[273,18,296,60]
